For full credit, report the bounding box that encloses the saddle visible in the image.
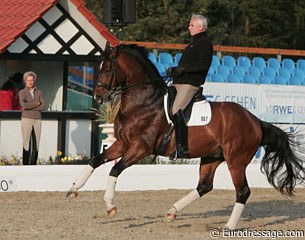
[167,86,206,123]
[156,86,211,157]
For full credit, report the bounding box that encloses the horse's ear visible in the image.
[105,41,111,52]
[113,45,120,57]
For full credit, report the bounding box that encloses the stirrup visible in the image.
[169,151,178,161]
[169,149,190,161]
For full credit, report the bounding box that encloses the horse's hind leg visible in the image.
[166,158,222,221]
[224,164,251,230]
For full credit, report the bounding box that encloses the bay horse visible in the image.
[67,44,305,230]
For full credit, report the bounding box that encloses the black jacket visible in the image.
[173,32,213,86]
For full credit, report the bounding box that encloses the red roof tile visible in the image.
[0,0,58,53]
[0,0,119,54]
[70,0,119,46]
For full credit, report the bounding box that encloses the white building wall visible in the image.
[65,119,92,156]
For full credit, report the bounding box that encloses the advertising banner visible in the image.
[0,177,18,192]
[204,83,305,124]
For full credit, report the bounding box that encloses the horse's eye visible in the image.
[104,67,112,72]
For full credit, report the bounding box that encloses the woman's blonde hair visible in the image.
[23,71,37,82]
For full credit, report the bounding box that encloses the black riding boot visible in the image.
[30,151,38,165]
[169,110,190,160]
[29,129,38,165]
[22,148,30,165]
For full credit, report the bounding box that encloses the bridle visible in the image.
[96,46,168,100]
[96,47,120,93]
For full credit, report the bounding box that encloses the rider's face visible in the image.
[188,18,204,36]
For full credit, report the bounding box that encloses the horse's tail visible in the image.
[260,121,305,196]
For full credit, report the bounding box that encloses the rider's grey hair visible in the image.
[191,14,208,29]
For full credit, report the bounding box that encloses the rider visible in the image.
[168,14,213,159]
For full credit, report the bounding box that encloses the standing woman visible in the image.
[19,71,46,165]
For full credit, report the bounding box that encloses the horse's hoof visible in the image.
[223,224,235,231]
[66,191,78,199]
[165,213,176,221]
[107,207,117,218]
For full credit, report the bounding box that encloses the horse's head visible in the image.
[94,45,123,104]
[94,44,163,104]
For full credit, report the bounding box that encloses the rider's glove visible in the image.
[166,67,176,77]
[167,66,184,77]
[175,66,185,75]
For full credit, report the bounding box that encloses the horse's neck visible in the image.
[127,71,148,84]
[120,84,164,112]
[121,58,165,111]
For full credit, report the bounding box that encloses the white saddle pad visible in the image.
[164,94,212,126]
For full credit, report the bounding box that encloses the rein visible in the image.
[97,77,169,98]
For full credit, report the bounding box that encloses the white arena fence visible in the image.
[0,162,274,192]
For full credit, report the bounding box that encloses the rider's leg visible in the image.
[170,84,199,159]
[170,110,189,158]
[172,84,199,115]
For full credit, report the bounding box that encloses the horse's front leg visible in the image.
[103,141,151,217]
[66,140,126,198]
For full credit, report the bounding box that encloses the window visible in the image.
[67,62,95,111]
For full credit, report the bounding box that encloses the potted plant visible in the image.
[93,95,121,124]
[92,95,121,152]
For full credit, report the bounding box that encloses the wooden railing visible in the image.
[123,41,305,60]
[123,41,187,50]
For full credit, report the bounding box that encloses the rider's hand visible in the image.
[166,67,176,77]
[175,66,185,75]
